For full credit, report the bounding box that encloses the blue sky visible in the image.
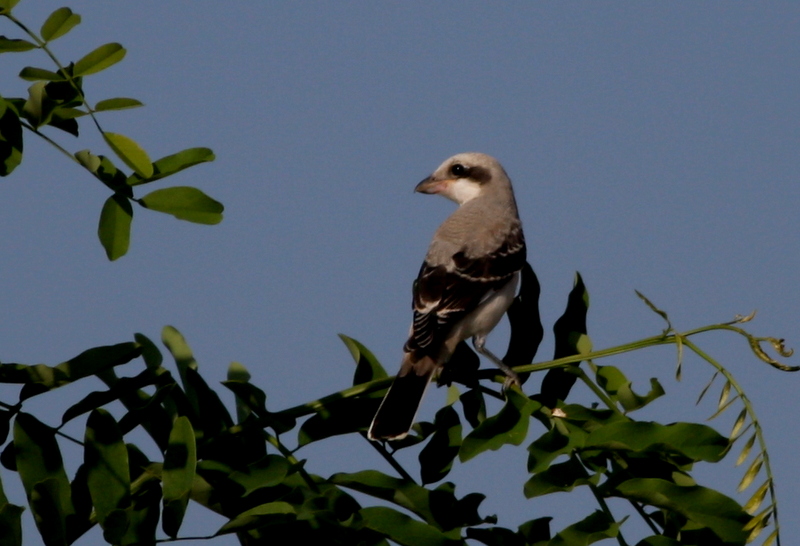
[1,3,798,544]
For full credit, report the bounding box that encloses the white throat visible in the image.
[443,179,482,205]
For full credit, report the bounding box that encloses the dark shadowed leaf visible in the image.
[61,369,159,425]
[14,414,75,544]
[85,409,130,541]
[503,263,543,381]
[140,186,223,224]
[419,405,462,484]
[460,390,539,462]
[161,326,199,409]
[103,132,152,178]
[523,457,594,498]
[527,420,588,474]
[121,477,161,546]
[162,416,196,537]
[0,472,23,546]
[613,478,750,543]
[97,193,133,260]
[356,506,460,546]
[222,378,268,420]
[0,98,23,176]
[547,510,620,546]
[94,97,143,112]
[467,526,525,546]
[636,537,682,546]
[0,36,37,53]
[459,388,486,428]
[73,43,126,76]
[539,272,590,408]
[297,398,380,446]
[40,7,81,42]
[227,455,290,497]
[127,147,215,185]
[216,502,296,535]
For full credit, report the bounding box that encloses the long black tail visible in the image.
[368,356,435,441]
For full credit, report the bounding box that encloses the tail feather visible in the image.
[368,355,436,441]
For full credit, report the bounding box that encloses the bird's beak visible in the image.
[415,175,447,194]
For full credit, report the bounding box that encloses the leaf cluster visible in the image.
[0,4,222,260]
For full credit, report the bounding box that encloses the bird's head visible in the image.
[415,152,509,205]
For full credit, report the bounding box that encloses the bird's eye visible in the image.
[450,164,467,177]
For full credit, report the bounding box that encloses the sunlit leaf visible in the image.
[19,66,64,81]
[730,408,747,440]
[161,416,196,537]
[742,480,770,515]
[73,43,126,76]
[527,420,587,474]
[0,36,37,53]
[227,455,290,497]
[40,7,81,42]
[460,390,539,462]
[718,380,731,410]
[736,433,757,467]
[339,334,388,386]
[98,193,133,260]
[127,147,215,185]
[0,99,23,176]
[94,97,143,112]
[139,186,223,224]
[738,456,763,492]
[103,132,152,178]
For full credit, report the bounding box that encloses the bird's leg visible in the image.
[472,336,520,393]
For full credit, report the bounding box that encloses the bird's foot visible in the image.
[472,337,520,396]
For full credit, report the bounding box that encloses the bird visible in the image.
[368,152,526,441]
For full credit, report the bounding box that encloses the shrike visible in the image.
[368,153,526,441]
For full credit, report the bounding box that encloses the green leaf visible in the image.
[736,433,757,467]
[161,416,196,538]
[0,502,24,546]
[419,405,462,484]
[614,478,751,543]
[222,378,269,421]
[18,66,64,81]
[227,455,290,497]
[0,36,37,53]
[339,334,388,386]
[738,455,763,492]
[0,1,21,15]
[0,99,23,176]
[139,186,224,224]
[547,510,620,546]
[527,420,588,474]
[216,502,296,535]
[127,147,215,185]
[94,98,143,112]
[460,389,539,462]
[226,362,253,422]
[584,421,730,463]
[98,193,133,260]
[356,506,460,546]
[524,457,593,498]
[73,43,126,76]
[13,414,75,544]
[103,132,153,178]
[85,410,130,540]
[0,342,141,399]
[40,7,81,42]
